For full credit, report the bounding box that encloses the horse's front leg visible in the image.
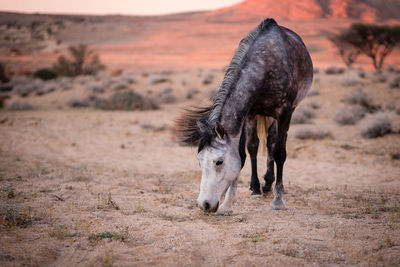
[216,178,238,216]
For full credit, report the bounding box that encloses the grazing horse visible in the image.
[177,18,313,215]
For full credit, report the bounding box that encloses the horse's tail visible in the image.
[256,115,270,152]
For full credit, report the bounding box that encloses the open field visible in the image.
[1,69,400,266]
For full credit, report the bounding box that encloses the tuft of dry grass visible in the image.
[334,106,366,125]
[8,101,34,111]
[291,105,315,124]
[360,112,392,138]
[294,126,333,140]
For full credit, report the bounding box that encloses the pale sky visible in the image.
[0,0,243,15]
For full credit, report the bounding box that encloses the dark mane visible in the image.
[175,18,276,148]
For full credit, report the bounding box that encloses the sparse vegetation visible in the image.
[294,126,333,140]
[8,101,34,111]
[291,105,315,124]
[1,200,31,228]
[334,106,366,125]
[88,230,128,242]
[0,62,10,83]
[33,68,58,81]
[52,45,105,77]
[93,91,159,111]
[360,112,392,138]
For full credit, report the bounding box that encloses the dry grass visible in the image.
[334,106,366,125]
[294,125,333,139]
[360,112,393,138]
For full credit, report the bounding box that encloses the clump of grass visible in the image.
[1,200,31,228]
[291,105,315,124]
[360,112,392,138]
[97,192,120,210]
[93,90,158,111]
[294,126,333,140]
[325,66,345,75]
[8,101,34,111]
[343,88,377,111]
[334,106,366,125]
[88,230,128,242]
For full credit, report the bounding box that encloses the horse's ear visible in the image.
[215,122,225,139]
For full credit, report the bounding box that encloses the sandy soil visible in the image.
[1,70,400,266]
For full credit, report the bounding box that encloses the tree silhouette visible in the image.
[334,23,400,70]
[329,35,360,68]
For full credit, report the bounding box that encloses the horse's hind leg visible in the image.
[246,116,261,195]
[262,120,276,194]
[270,108,292,210]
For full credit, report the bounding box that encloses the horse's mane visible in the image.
[176,18,276,148]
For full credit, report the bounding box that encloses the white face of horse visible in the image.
[196,124,241,212]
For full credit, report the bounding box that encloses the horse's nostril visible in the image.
[204,201,210,211]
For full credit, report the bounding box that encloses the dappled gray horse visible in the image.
[177,18,313,215]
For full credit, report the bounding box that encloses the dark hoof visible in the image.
[261,181,273,194]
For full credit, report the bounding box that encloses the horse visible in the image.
[176,18,313,215]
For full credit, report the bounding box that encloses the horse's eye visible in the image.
[216,160,223,166]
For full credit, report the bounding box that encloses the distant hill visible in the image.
[209,0,400,22]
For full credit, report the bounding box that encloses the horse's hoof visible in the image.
[270,198,286,210]
[216,209,233,216]
[261,181,273,194]
[250,194,262,199]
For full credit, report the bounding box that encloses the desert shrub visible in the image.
[1,200,31,227]
[36,82,59,96]
[0,61,9,83]
[203,74,214,85]
[325,66,345,75]
[307,88,319,96]
[291,105,315,124]
[186,88,199,99]
[33,68,57,81]
[388,76,400,89]
[372,73,387,83]
[67,98,90,108]
[8,101,34,110]
[148,75,169,85]
[157,87,178,104]
[294,126,333,140]
[52,44,105,77]
[360,112,392,138]
[339,70,362,86]
[94,90,158,111]
[343,87,378,111]
[334,106,366,125]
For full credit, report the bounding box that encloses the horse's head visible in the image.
[196,122,241,212]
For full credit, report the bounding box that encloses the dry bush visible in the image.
[185,88,200,99]
[36,82,59,96]
[8,101,34,111]
[202,74,214,85]
[93,90,158,111]
[360,112,392,138]
[388,76,400,89]
[1,200,31,228]
[67,98,90,108]
[343,87,378,111]
[294,126,333,140]
[339,70,362,86]
[156,87,178,104]
[148,75,169,85]
[334,106,366,125]
[325,66,345,75]
[291,105,315,124]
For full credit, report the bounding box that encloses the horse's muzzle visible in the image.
[198,200,219,212]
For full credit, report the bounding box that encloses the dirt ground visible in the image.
[1,69,400,266]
